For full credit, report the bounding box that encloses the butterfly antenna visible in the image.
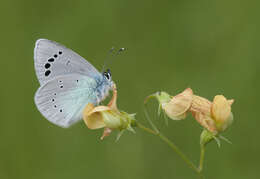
[108,48,126,66]
[102,47,115,72]
[102,47,126,71]
[116,48,126,55]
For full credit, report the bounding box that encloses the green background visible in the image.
[0,0,259,178]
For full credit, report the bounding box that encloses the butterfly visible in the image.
[34,39,114,128]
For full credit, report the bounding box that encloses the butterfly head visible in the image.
[102,68,114,88]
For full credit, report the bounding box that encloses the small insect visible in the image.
[34,39,115,128]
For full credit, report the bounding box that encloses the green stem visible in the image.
[143,105,159,133]
[137,122,200,174]
[199,144,205,172]
[158,132,199,173]
[143,106,204,175]
[141,104,205,178]
[136,122,158,135]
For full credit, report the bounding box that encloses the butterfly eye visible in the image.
[104,72,110,80]
[103,71,111,80]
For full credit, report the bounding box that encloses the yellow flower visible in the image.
[148,88,193,120]
[211,95,234,132]
[162,88,193,120]
[148,88,234,134]
[190,94,234,134]
[83,85,136,140]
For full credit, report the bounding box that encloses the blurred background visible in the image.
[0,0,259,178]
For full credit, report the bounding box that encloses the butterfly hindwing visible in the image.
[34,73,99,128]
[34,39,100,85]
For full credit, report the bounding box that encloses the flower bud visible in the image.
[211,95,234,132]
[162,88,193,120]
[190,94,234,134]
[148,88,193,120]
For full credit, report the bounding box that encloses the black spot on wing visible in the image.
[48,58,54,62]
[45,70,51,76]
[45,63,51,69]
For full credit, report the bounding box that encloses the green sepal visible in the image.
[200,129,215,146]
[127,125,136,133]
[144,91,172,105]
[219,135,232,144]
[115,130,125,142]
[213,136,221,148]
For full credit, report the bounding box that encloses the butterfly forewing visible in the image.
[34,39,100,85]
[34,73,99,128]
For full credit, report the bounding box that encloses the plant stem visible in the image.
[137,122,200,174]
[199,144,205,172]
[143,105,159,133]
[141,104,205,178]
[136,122,158,135]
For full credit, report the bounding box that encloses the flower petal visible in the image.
[189,95,217,133]
[191,111,217,133]
[108,84,118,111]
[92,106,111,113]
[211,95,231,123]
[83,103,106,129]
[162,88,193,120]
[190,95,212,116]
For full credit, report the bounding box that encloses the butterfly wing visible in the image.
[34,73,99,128]
[34,39,100,85]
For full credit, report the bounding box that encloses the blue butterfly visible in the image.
[34,39,114,128]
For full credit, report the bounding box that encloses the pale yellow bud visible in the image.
[211,95,234,132]
[162,88,193,120]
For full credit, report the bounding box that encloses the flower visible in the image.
[146,88,193,120]
[211,95,234,132]
[83,85,136,140]
[190,94,234,134]
[189,95,217,133]
[147,88,234,134]
[162,88,193,120]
